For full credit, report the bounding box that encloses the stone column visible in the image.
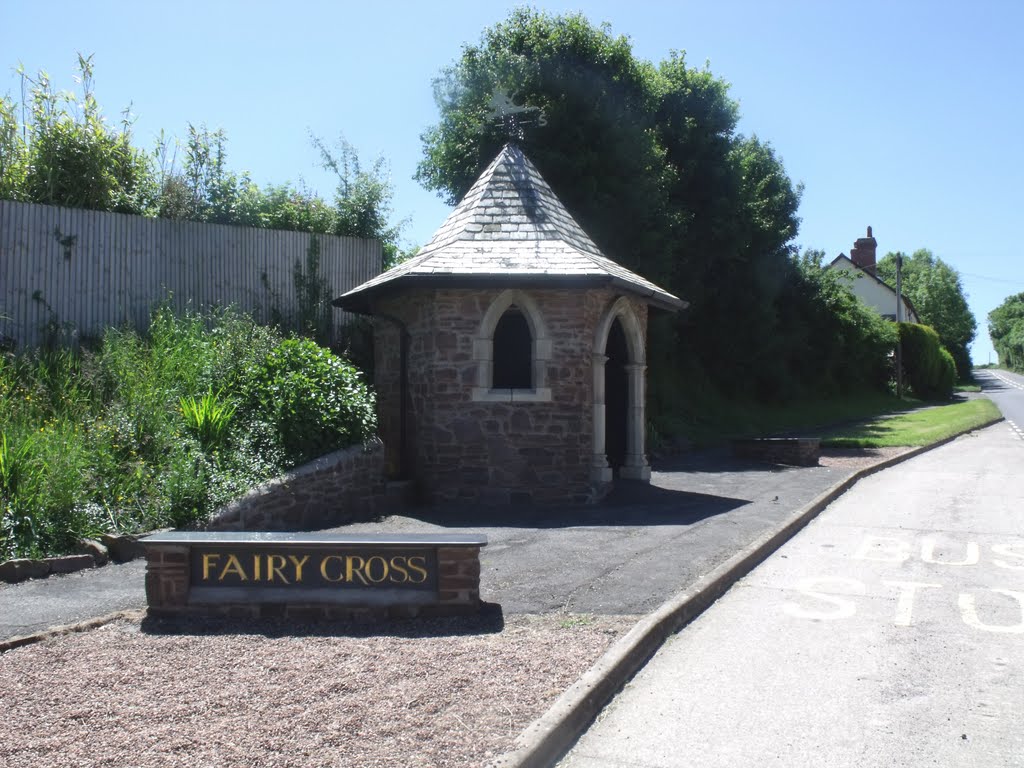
[144,544,190,616]
[590,352,613,484]
[620,363,651,481]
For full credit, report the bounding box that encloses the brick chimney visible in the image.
[850,226,877,276]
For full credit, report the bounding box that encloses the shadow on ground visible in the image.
[403,481,749,530]
[140,602,506,638]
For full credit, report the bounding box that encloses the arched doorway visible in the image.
[591,297,651,486]
[604,318,629,474]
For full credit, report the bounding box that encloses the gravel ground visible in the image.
[818,445,910,471]
[0,612,635,768]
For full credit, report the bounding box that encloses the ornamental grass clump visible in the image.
[180,390,236,452]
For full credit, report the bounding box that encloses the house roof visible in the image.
[334,144,685,313]
[828,254,920,320]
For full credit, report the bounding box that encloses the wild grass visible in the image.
[0,307,376,560]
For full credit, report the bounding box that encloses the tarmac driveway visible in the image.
[333,449,876,615]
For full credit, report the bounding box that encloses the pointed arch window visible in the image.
[472,290,552,403]
[492,306,533,389]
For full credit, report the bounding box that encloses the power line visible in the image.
[957,271,1024,287]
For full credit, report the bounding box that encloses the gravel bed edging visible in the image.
[0,609,145,654]
[491,415,1005,768]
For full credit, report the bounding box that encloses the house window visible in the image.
[492,306,532,389]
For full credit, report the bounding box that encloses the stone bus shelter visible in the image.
[335,144,684,504]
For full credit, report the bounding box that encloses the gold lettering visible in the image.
[219,554,248,581]
[407,556,429,584]
[346,556,370,586]
[202,553,221,580]
[289,554,310,582]
[320,555,345,582]
[253,554,261,581]
[267,554,289,584]
[390,556,410,584]
[365,556,389,583]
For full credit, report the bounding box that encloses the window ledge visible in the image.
[471,387,552,403]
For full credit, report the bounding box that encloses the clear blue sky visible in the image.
[3,0,1021,364]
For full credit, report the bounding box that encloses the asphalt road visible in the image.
[560,422,1024,767]
[976,368,1024,437]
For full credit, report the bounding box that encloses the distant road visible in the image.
[975,368,1024,435]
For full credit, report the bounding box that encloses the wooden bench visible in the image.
[731,437,821,467]
[142,532,487,621]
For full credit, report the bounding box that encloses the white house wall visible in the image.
[829,259,919,324]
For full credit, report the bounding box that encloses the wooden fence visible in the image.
[0,200,381,350]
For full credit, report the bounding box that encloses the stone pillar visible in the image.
[144,544,190,615]
[620,363,651,481]
[590,352,612,484]
[436,546,483,613]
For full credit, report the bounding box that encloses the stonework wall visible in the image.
[207,439,387,531]
[374,318,404,477]
[373,287,647,505]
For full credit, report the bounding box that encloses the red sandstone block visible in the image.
[440,562,479,577]
[438,547,480,562]
[440,576,479,590]
[284,605,323,621]
[388,604,422,619]
[155,551,188,565]
[224,604,259,619]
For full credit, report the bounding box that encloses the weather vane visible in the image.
[486,89,548,140]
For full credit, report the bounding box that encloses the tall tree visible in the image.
[876,249,976,379]
[988,292,1024,372]
[417,9,806,406]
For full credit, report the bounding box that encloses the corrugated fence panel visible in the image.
[0,200,382,349]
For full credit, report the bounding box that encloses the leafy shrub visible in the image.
[899,323,956,400]
[18,55,155,214]
[0,307,378,559]
[241,338,377,465]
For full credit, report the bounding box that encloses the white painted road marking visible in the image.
[985,370,1024,391]
[789,534,1024,631]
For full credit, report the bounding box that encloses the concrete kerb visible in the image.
[0,609,145,654]
[491,415,1005,768]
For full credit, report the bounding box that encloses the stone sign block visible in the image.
[142,532,487,621]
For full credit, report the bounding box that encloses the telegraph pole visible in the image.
[895,253,904,398]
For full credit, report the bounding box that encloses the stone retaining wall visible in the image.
[207,438,388,531]
[732,437,821,467]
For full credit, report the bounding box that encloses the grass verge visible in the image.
[821,398,1001,448]
[670,391,919,446]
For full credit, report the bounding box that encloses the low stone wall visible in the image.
[732,437,821,467]
[208,438,388,531]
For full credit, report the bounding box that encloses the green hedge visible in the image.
[899,323,956,400]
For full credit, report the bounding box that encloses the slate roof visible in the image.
[335,144,685,312]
